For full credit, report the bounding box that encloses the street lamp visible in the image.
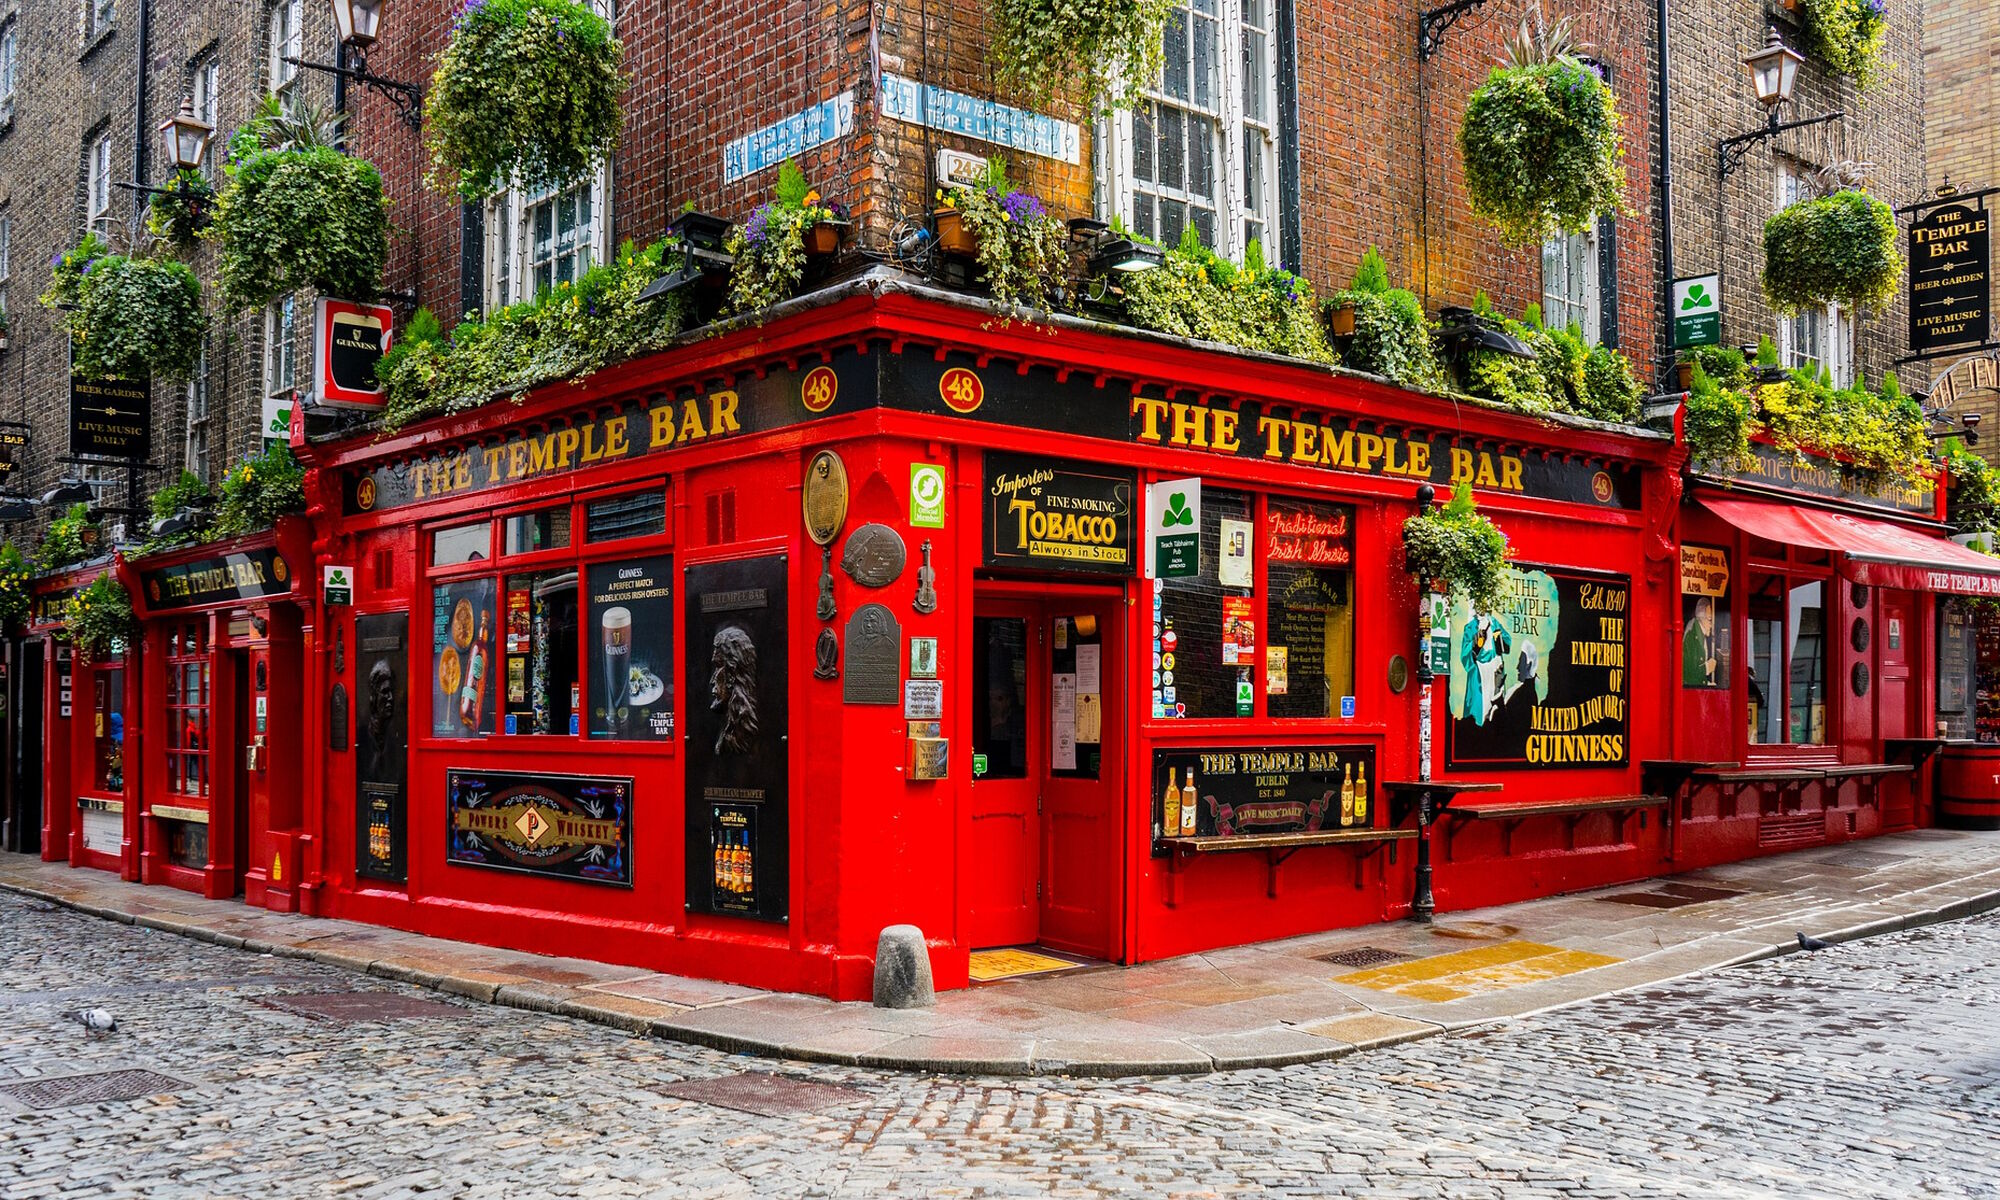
[158,99,214,172]
[1742,26,1804,112]
[332,0,386,48]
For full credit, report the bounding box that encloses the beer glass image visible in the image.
[601,606,632,734]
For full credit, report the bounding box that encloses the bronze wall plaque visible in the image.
[813,628,840,679]
[816,547,836,621]
[843,603,901,705]
[803,451,849,546]
[841,523,906,588]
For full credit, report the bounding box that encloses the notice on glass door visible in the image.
[1052,672,1078,771]
[1075,643,1101,694]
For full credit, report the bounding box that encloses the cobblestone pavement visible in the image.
[3,892,1995,1199]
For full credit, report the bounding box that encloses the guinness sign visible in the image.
[313,298,396,410]
[1909,201,1991,357]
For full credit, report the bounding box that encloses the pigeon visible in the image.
[1796,932,1833,952]
[65,1009,117,1037]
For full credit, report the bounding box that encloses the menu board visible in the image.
[1268,566,1347,718]
[1938,600,1976,738]
[1447,565,1630,769]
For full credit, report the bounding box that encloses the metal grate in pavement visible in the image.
[658,1073,869,1118]
[0,1070,187,1110]
[1316,946,1416,968]
[253,991,469,1023]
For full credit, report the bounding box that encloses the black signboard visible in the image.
[1150,745,1376,851]
[1909,202,1991,357]
[70,373,152,459]
[982,452,1137,575]
[355,613,409,883]
[684,555,789,921]
[1716,442,1936,517]
[445,768,633,886]
[139,546,294,612]
[0,422,26,486]
[585,555,675,740]
[1447,565,1630,769]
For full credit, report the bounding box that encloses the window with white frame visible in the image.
[186,347,211,479]
[1541,226,1601,344]
[1096,0,1280,262]
[263,295,295,444]
[1,23,18,119]
[86,134,113,231]
[268,0,302,104]
[1775,163,1854,387]
[193,58,221,173]
[87,0,116,40]
[0,210,11,321]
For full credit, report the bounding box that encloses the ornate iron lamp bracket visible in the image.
[1418,0,1494,61]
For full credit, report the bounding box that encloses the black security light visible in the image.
[1436,306,1537,361]
[1088,237,1166,275]
[638,211,736,303]
[0,493,36,521]
[41,479,96,507]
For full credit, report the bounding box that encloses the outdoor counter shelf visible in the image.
[1443,795,1668,857]
[1157,828,1416,902]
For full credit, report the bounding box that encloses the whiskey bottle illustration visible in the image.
[1162,768,1182,839]
[1340,763,1355,827]
[713,833,728,895]
[1180,768,1199,836]
[739,833,754,897]
[1353,760,1369,824]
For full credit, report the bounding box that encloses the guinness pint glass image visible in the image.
[600,606,632,734]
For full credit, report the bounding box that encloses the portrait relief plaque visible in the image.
[803,450,849,546]
[841,523,907,588]
[843,603,902,705]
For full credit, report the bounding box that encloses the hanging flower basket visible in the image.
[213,145,388,309]
[1761,187,1901,316]
[39,234,208,382]
[1402,482,1511,612]
[425,0,628,201]
[1458,14,1628,246]
[65,575,135,666]
[987,0,1174,110]
[1799,0,1889,88]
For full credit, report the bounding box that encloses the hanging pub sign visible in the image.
[684,554,789,922]
[0,422,28,484]
[983,452,1136,575]
[70,373,151,460]
[1447,564,1631,769]
[139,546,294,612]
[445,768,633,886]
[1671,274,1722,349]
[313,298,397,410]
[1909,201,1990,357]
[1150,745,1377,851]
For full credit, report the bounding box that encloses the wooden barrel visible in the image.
[1938,745,2000,830]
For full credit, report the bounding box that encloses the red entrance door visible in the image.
[1877,590,1917,827]
[967,592,1122,959]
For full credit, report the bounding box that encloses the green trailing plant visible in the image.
[725,160,849,314]
[1754,365,1930,483]
[379,239,687,430]
[1762,173,1901,316]
[425,0,627,201]
[39,237,208,382]
[1457,8,1628,246]
[64,575,135,664]
[211,444,306,537]
[37,504,98,571]
[1944,441,2000,534]
[1580,343,1642,423]
[211,95,388,308]
[1402,481,1512,611]
[1799,0,1889,88]
[1457,297,1644,423]
[1326,247,1443,390]
[146,168,216,250]
[1680,343,1750,390]
[1120,228,1334,362]
[136,470,217,555]
[988,0,1174,110]
[936,159,1072,318]
[1682,363,1753,473]
[0,543,31,632]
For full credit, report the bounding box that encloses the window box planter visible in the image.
[804,220,849,258]
[1325,300,1358,339]
[934,208,979,258]
[1675,361,1696,392]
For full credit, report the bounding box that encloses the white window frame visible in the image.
[484,173,610,310]
[1541,225,1602,345]
[268,0,302,102]
[87,135,114,231]
[186,346,211,479]
[263,295,296,444]
[87,0,116,40]
[1096,0,1280,263]
[0,23,18,119]
[193,58,221,173]
[1775,163,1855,388]
[0,209,11,320]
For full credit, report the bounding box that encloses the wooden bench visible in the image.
[1690,767,1826,820]
[1444,795,1668,856]
[1157,828,1417,901]
[1379,780,1502,827]
[1819,763,1916,811]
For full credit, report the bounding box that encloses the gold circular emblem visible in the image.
[356,477,378,511]
[801,365,838,413]
[149,580,162,602]
[272,557,289,582]
[803,450,850,547]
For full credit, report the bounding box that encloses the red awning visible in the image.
[1700,495,2000,596]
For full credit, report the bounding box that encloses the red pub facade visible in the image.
[23,282,1996,1000]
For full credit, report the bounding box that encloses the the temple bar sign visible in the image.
[1909,202,1990,357]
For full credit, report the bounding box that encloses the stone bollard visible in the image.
[872,925,936,1009]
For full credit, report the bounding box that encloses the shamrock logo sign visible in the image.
[1681,283,1712,311]
[1163,492,1195,528]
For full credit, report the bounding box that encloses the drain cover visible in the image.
[0,1069,187,1110]
[1317,946,1416,968]
[254,992,468,1023]
[1600,882,1746,908]
[658,1073,868,1117]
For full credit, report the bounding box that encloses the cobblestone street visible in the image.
[2,891,1995,1199]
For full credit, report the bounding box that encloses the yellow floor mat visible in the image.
[1334,940,1621,1002]
[968,948,1089,982]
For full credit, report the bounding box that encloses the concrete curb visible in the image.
[8,875,1998,1079]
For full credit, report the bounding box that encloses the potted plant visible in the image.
[1458,9,1629,246]
[1682,363,1754,473]
[1762,165,1901,318]
[1402,481,1512,611]
[1799,0,1888,87]
[39,233,208,382]
[932,195,980,258]
[37,504,98,571]
[1323,247,1443,389]
[425,0,628,201]
[988,0,1173,109]
[212,443,308,536]
[0,543,30,633]
[65,575,135,665]
[933,159,1070,317]
[1674,359,1696,391]
[211,96,388,308]
[725,160,850,313]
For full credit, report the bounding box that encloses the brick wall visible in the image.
[1665,0,1925,392]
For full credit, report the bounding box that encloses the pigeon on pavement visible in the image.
[65,1009,117,1037]
[1796,932,1833,952]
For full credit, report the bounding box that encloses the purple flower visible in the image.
[744,202,774,247]
[997,189,1045,221]
[453,0,487,30]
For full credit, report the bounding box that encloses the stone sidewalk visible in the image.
[6,828,1998,1078]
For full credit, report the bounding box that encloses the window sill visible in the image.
[78,26,116,64]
